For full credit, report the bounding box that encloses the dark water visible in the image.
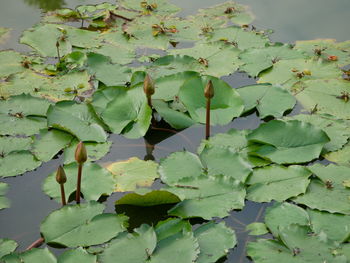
[0,0,349,262]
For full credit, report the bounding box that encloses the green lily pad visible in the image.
[169,42,242,77]
[116,190,180,206]
[2,248,56,263]
[0,136,32,155]
[47,101,107,142]
[0,94,50,136]
[246,222,269,236]
[0,51,25,79]
[41,201,128,247]
[43,162,115,203]
[58,247,96,263]
[154,218,191,241]
[325,141,350,166]
[167,174,246,220]
[119,0,181,15]
[32,129,73,162]
[90,42,135,65]
[0,151,41,178]
[63,139,112,164]
[99,224,157,263]
[0,239,17,259]
[239,44,306,77]
[179,75,244,125]
[194,221,236,263]
[207,26,269,51]
[87,53,131,87]
[237,84,296,118]
[106,157,159,192]
[258,58,343,88]
[248,120,330,164]
[0,183,10,210]
[246,165,312,202]
[293,164,350,215]
[158,151,203,186]
[294,79,350,119]
[286,114,350,152]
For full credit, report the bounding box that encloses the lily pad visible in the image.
[58,247,96,263]
[0,239,17,259]
[248,120,330,164]
[0,50,25,79]
[2,248,56,263]
[194,221,236,263]
[239,44,306,77]
[119,0,181,15]
[246,223,269,236]
[0,151,41,178]
[293,163,350,215]
[167,174,246,220]
[43,162,115,203]
[0,136,32,155]
[179,75,244,125]
[0,183,10,210]
[116,190,180,206]
[40,201,128,247]
[0,94,50,136]
[246,165,312,202]
[106,157,159,192]
[325,141,350,166]
[47,101,107,142]
[63,139,112,164]
[237,84,296,118]
[32,129,73,162]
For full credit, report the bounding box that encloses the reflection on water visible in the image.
[24,0,65,11]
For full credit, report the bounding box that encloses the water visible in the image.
[0,0,349,262]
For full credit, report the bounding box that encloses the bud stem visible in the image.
[76,163,83,204]
[205,98,211,139]
[56,41,61,62]
[25,237,44,250]
[147,95,153,109]
[60,184,66,206]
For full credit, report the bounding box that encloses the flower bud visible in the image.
[75,141,87,164]
[56,165,67,184]
[143,74,155,97]
[204,80,214,99]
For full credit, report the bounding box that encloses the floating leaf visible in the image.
[237,84,296,118]
[0,239,17,259]
[0,94,50,136]
[325,141,350,166]
[43,162,115,202]
[90,42,135,65]
[154,218,191,241]
[293,164,350,215]
[248,120,330,164]
[167,175,245,220]
[47,101,107,142]
[32,129,73,162]
[57,247,96,263]
[106,157,159,192]
[239,44,306,77]
[116,190,180,206]
[0,136,32,155]
[179,75,244,125]
[246,223,268,236]
[0,183,10,210]
[2,248,56,263]
[99,224,157,263]
[246,165,312,202]
[0,151,41,178]
[194,221,236,263]
[41,201,128,247]
[0,51,25,79]
[119,0,181,15]
[63,139,112,164]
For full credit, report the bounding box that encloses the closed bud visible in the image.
[75,141,87,164]
[56,165,67,184]
[204,80,214,99]
[143,74,155,97]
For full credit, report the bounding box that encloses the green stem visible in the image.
[60,184,66,206]
[205,98,211,140]
[76,163,83,204]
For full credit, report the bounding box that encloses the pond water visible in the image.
[0,0,349,262]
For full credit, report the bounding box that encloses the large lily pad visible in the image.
[194,221,236,263]
[43,162,115,203]
[106,157,159,192]
[0,151,41,178]
[293,164,350,215]
[0,183,10,210]
[325,141,350,166]
[0,136,32,155]
[237,84,296,118]
[0,51,25,79]
[167,174,246,219]
[2,248,56,263]
[246,165,312,202]
[47,101,107,142]
[248,120,330,164]
[178,75,244,125]
[58,247,96,263]
[41,201,128,247]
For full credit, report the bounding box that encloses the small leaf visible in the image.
[246,222,268,236]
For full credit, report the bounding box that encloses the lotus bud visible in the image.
[143,74,155,97]
[204,80,214,99]
[75,141,87,164]
[56,165,67,184]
